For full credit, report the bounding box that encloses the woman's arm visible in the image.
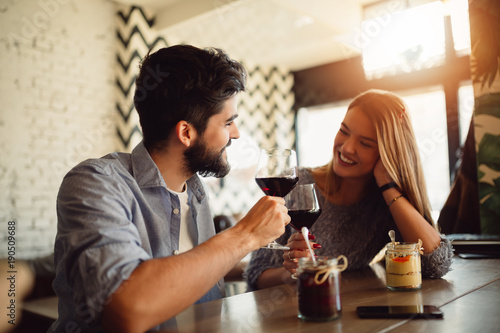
[256,267,294,289]
[383,188,441,253]
[374,159,441,253]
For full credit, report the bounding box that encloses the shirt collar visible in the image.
[131,141,207,202]
[131,141,166,189]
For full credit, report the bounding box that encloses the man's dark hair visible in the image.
[133,45,247,152]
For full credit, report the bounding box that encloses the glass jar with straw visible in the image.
[297,255,348,321]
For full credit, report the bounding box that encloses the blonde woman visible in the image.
[246,89,453,291]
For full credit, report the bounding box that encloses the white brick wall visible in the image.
[0,0,118,259]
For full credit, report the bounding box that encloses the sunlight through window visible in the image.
[362,0,470,80]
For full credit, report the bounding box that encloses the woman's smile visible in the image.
[338,151,356,166]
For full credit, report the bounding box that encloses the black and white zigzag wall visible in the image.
[115,6,168,151]
[114,5,295,216]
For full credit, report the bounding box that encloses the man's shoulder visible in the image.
[57,152,138,204]
[66,151,133,179]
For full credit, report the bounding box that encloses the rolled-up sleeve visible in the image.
[55,161,150,319]
[421,235,454,279]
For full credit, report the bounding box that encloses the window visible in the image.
[401,87,450,214]
[458,82,474,145]
[362,0,470,80]
[296,102,348,168]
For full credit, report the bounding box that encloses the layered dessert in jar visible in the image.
[385,242,422,290]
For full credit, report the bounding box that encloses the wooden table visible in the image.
[161,256,500,332]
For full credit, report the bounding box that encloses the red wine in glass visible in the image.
[288,208,322,231]
[285,184,321,232]
[255,148,298,250]
[255,176,298,197]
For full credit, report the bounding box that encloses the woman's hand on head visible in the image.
[373,158,392,187]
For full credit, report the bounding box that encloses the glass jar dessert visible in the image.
[385,242,422,291]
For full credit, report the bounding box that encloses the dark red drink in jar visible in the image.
[297,257,342,321]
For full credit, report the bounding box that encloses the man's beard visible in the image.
[184,137,231,178]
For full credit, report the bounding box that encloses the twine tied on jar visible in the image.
[417,239,423,255]
[313,255,348,285]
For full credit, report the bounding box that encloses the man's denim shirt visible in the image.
[49,141,223,332]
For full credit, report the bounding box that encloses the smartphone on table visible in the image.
[356,305,443,319]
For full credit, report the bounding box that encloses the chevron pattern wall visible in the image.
[115,5,168,151]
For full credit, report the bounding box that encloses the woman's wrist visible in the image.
[374,172,393,187]
[379,181,397,192]
[387,194,405,207]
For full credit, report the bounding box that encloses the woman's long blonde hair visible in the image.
[318,89,436,228]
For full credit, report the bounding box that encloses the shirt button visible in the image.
[173,208,179,214]
[173,250,179,255]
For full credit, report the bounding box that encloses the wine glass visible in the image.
[255,147,299,250]
[285,184,322,279]
[285,184,322,232]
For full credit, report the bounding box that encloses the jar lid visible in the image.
[298,255,348,272]
[386,242,420,251]
[298,256,338,269]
